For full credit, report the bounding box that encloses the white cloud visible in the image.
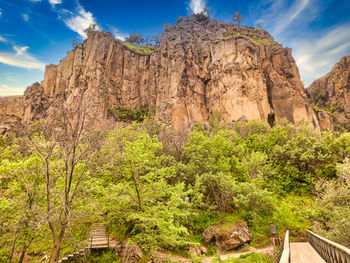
[293,23,350,85]
[0,36,7,43]
[0,45,46,70]
[0,8,2,17]
[49,0,62,6]
[22,14,30,21]
[29,0,42,2]
[0,85,24,96]
[273,0,309,34]
[63,5,99,39]
[255,0,319,37]
[189,0,206,14]
[107,25,126,41]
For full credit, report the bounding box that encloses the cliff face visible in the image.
[0,96,23,135]
[308,55,350,130]
[0,16,319,133]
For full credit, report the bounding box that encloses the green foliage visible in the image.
[108,107,153,122]
[125,32,144,44]
[3,117,350,261]
[86,250,121,263]
[221,252,273,263]
[117,40,159,55]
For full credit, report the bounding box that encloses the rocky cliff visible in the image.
[0,16,319,133]
[0,96,23,135]
[308,55,350,130]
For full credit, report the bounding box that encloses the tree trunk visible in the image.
[18,244,28,263]
[48,225,66,263]
[9,233,19,263]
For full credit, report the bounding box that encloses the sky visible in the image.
[0,0,350,96]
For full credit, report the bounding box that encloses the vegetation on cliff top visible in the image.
[116,39,160,55]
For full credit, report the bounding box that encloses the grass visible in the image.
[117,40,160,55]
[84,250,120,263]
[222,31,277,47]
[221,252,274,263]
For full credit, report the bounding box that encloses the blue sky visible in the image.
[0,0,350,96]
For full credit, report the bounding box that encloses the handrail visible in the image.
[307,230,350,263]
[279,230,290,263]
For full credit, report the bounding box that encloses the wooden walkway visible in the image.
[90,223,109,249]
[290,242,326,263]
[58,223,109,263]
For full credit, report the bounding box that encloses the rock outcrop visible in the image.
[0,96,24,134]
[115,240,143,263]
[203,221,253,251]
[308,55,350,130]
[1,16,319,133]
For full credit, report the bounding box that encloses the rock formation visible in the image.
[203,221,253,251]
[0,16,319,133]
[308,55,350,130]
[0,96,24,135]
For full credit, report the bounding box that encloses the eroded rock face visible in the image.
[203,221,253,251]
[0,96,24,134]
[308,55,350,130]
[1,16,319,133]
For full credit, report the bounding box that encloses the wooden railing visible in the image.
[307,230,350,263]
[279,230,290,263]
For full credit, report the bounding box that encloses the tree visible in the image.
[27,100,101,263]
[232,11,243,27]
[194,7,210,22]
[151,33,161,46]
[97,129,191,256]
[0,154,46,263]
[256,23,263,30]
[126,32,144,45]
[83,23,98,37]
[72,39,78,49]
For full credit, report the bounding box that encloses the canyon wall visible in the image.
[0,16,320,133]
[308,55,350,130]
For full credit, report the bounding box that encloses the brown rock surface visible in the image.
[203,221,253,251]
[115,240,143,263]
[1,16,319,133]
[308,55,350,130]
[0,96,24,134]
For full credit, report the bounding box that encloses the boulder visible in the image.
[203,221,253,251]
[115,240,143,263]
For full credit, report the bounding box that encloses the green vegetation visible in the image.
[218,253,273,263]
[223,31,276,46]
[117,39,159,55]
[1,116,350,262]
[107,107,153,122]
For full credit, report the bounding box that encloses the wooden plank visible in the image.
[290,242,326,263]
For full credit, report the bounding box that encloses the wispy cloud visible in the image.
[0,8,2,17]
[255,0,319,37]
[22,13,30,21]
[189,0,206,14]
[0,36,7,43]
[0,45,46,70]
[273,0,309,34]
[0,85,24,96]
[107,25,126,40]
[293,23,350,85]
[61,4,99,39]
[49,0,62,6]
